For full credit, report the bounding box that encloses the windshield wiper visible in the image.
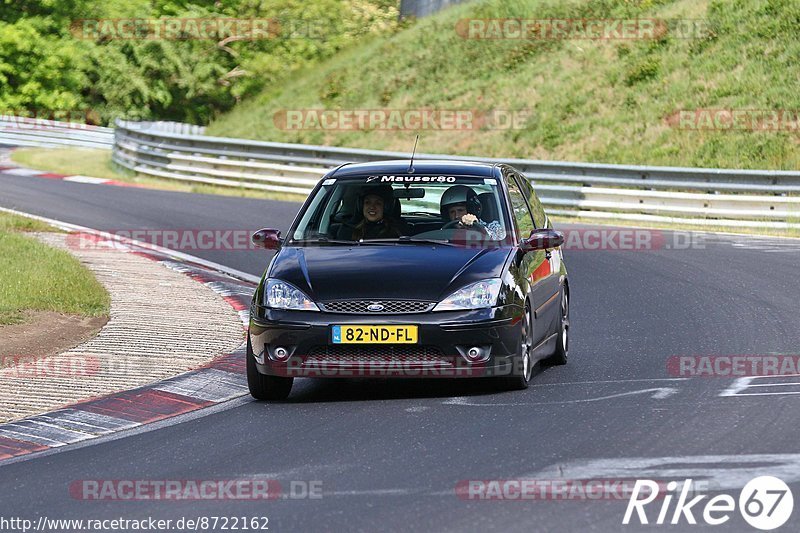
[290,237,359,245]
[367,237,457,247]
[291,236,397,246]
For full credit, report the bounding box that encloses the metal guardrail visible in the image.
[2,117,799,228]
[0,116,114,149]
[111,120,800,228]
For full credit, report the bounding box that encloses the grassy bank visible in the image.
[0,212,110,325]
[11,148,126,181]
[209,0,800,171]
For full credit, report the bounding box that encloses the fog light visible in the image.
[273,346,290,361]
[467,347,483,360]
[457,345,491,363]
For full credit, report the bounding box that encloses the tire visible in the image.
[547,288,569,366]
[502,304,533,390]
[246,337,293,401]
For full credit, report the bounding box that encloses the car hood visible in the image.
[269,244,512,302]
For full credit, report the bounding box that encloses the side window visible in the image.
[506,177,535,239]
[514,172,547,228]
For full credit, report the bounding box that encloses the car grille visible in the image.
[319,300,434,314]
[305,345,450,366]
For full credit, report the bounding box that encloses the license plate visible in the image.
[332,325,418,344]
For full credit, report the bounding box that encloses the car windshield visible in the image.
[290,176,510,246]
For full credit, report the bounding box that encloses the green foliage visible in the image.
[624,57,660,86]
[0,0,399,124]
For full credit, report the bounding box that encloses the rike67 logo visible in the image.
[624,476,793,530]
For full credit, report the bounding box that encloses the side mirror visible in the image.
[520,228,564,252]
[252,228,282,250]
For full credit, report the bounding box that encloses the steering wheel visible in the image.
[442,219,490,235]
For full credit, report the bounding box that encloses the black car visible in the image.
[247,160,569,400]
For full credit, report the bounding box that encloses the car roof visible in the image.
[329,159,500,179]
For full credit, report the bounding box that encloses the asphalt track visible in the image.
[2,171,800,532]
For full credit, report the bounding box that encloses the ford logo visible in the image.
[367,303,384,312]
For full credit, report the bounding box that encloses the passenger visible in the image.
[440,185,505,240]
[338,185,408,240]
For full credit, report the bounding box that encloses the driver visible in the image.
[440,185,505,240]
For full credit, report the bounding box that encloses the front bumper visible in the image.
[248,304,524,378]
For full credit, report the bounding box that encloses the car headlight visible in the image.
[433,279,502,311]
[265,279,319,311]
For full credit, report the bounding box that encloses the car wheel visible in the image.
[503,304,533,390]
[547,288,569,366]
[246,337,293,401]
